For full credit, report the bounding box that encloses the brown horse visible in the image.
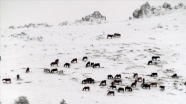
[108,75,113,79]
[125,86,132,91]
[150,82,158,87]
[100,80,106,86]
[50,59,59,66]
[64,63,70,68]
[115,74,121,79]
[118,87,124,92]
[113,33,121,38]
[82,56,88,61]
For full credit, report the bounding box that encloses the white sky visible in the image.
[0,0,185,27]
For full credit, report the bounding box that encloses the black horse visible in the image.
[113,33,121,38]
[160,86,165,91]
[118,87,124,92]
[110,85,117,90]
[150,82,158,87]
[107,34,114,39]
[131,81,137,87]
[26,67,30,73]
[82,56,88,61]
[108,75,113,79]
[100,80,106,86]
[107,91,115,96]
[82,78,94,84]
[91,63,94,67]
[125,86,132,91]
[82,86,90,91]
[141,83,151,89]
[133,73,138,78]
[2,78,11,83]
[172,74,178,78]
[71,58,77,63]
[93,63,100,68]
[86,61,91,67]
[152,56,160,60]
[151,73,158,77]
[64,63,70,68]
[148,60,153,65]
[113,80,122,85]
[51,59,59,66]
[17,74,20,80]
[51,68,58,73]
[115,74,121,79]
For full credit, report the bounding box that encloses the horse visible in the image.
[2,78,11,83]
[131,82,137,87]
[107,91,114,96]
[115,74,121,79]
[82,56,88,61]
[160,86,165,91]
[125,86,132,91]
[107,34,114,39]
[58,70,63,75]
[91,63,94,67]
[113,80,122,85]
[85,61,91,67]
[110,85,117,90]
[85,78,95,84]
[82,79,88,84]
[93,63,100,68]
[151,73,158,77]
[133,73,138,78]
[17,74,20,80]
[51,68,58,73]
[64,63,70,68]
[152,56,160,60]
[71,58,77,63]
[82,86,90,91]
[184,82,186,86]
[137,77,142,82]
[150,82,157,87]
[172,74,178,78]
[50,59,59,66]
[100,80,106,86]
[44,68,51,73]
[26,67,30,73]
[148,60,153,65]
[141,83,151,89]
[118,87,124,92]
[113,33,121,38]
[108,75,113,79]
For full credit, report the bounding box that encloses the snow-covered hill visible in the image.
[1,8,186,104]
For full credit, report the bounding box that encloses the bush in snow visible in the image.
[60,99,67,104]
[14,96,29,104]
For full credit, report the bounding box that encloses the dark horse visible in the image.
[51,68,58,73]
[107,34,114,39]
[71,58,77,63]
[100,80,106,86]
[110,85,117,90]
[151,73,158,77]
[26,67,30,73]
[152,56,160,60]
[172,74,178,78]
[131,81,137,87]
[93,63,100,68]
[113,79,122,85]
[50,59,59,66]
[141,83,151,89]
[160,86,165,91]
[115,74,121,79]
[108,75,113,79]
[85,61,91,67]
[133,73,138,78]
[82,56,88,61]
[148,60,153,65]
[17,74,20,80]
[64,63,70,68]
[125,86,132,91]
[118,87,124,92]
[113,33,121,38]
[82,86,90,91]
[107,91,115,96]
[2,78,11,83]
[150,82,158,87]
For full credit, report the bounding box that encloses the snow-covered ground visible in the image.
[1,9,186,104]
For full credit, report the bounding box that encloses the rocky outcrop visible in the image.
[132,2,185,19]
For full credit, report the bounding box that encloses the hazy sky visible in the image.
[0,0,185,28]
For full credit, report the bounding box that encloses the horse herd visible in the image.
[2,55,186,96]
[107,33,121,39]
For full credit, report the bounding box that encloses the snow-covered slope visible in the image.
[1,9,186,104]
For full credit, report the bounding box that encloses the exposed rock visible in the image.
[163,2,171,9]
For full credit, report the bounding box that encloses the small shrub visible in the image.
[15,96,29,104]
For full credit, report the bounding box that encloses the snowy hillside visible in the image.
[1,8,186,104]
